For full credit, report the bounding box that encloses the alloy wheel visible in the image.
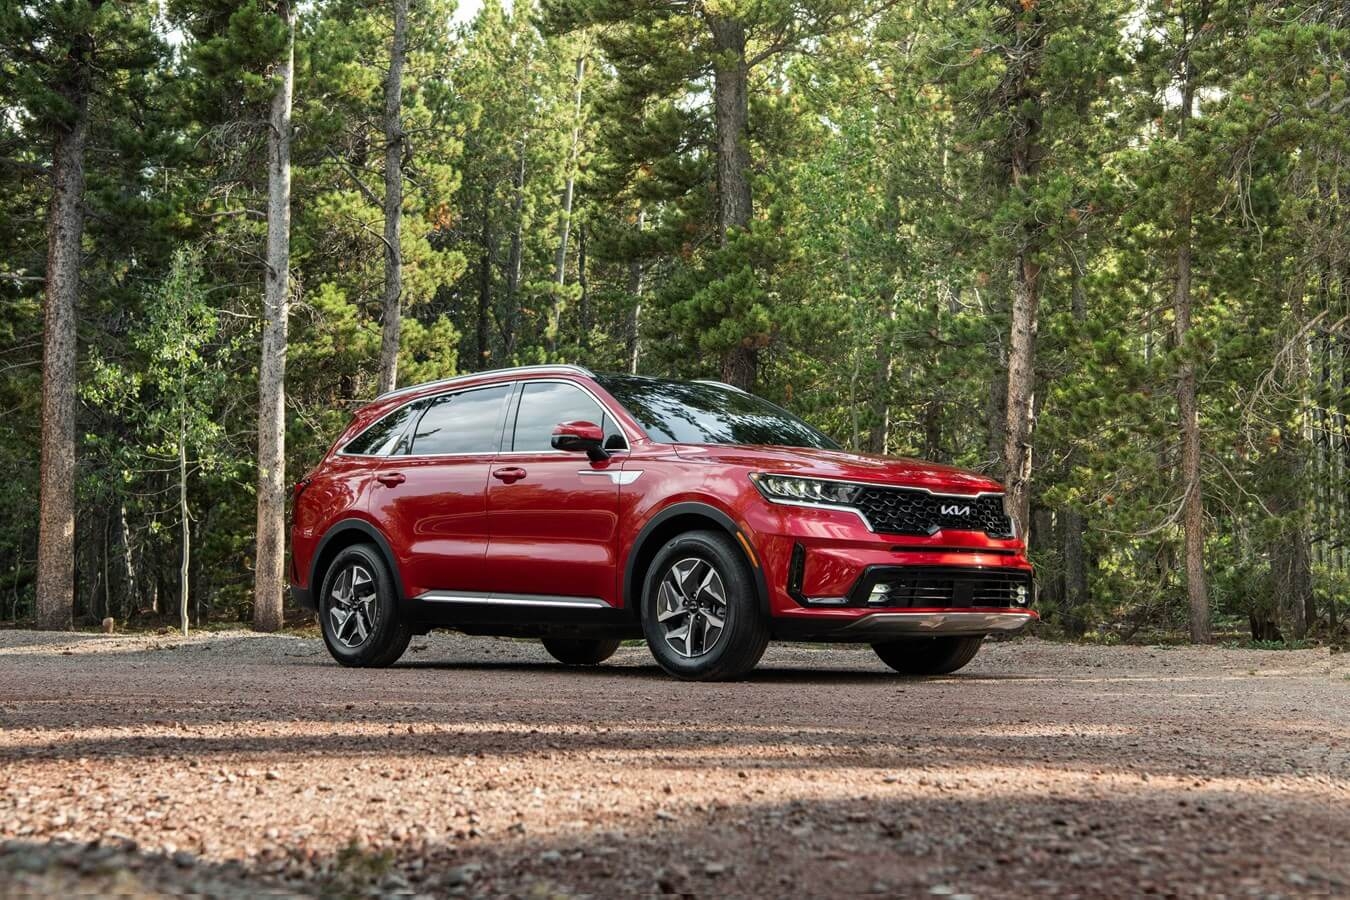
[328,562,378,648]
[657,557,728,657]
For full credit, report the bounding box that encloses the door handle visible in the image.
[492,466,527,483]
[376,472,406,487]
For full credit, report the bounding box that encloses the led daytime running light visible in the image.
[749,473,863,506]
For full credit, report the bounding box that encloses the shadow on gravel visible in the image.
[4,785,1345,897]
[3,717,1340,786]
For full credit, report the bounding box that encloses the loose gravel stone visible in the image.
[0,630,1346,897]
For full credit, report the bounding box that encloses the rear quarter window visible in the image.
[341,402,423,456]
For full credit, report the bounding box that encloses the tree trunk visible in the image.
[179,412,190,637]
[549,53,586,355]
[999,10,1044,538]
[119,500,136,619]
[253,1,295,634]
[377,0,408,395]
[503,144,526,359]
[1001,227,1042,534]
[867,291,897,454]
[36,13,98,631]
[627,209,645,374]
[477,203,492,367]
[708,14,756,390]
[1061,253,1089,634]
[1173,69,1211,644]
[577,222,590,348]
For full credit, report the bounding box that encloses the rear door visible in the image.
[482,380,629,605]
[371,383,513,598]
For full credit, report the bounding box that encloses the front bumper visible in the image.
[770,607,1038,642]
[831,609,1037,638]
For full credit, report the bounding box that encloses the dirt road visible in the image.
[0,631,1346,897]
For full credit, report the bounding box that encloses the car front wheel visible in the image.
[318,543,411,668]
[640,530,769,681]
[871,636,983,675]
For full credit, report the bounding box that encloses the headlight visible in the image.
[749,473,862,506]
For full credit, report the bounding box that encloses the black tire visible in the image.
[542,637,622,666]
[318,543,411,668]
[871,636,983,675]
[640,529,769,681]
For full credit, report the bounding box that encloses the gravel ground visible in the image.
[0,630,1347,898]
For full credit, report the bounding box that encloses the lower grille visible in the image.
[848,566,1033,609]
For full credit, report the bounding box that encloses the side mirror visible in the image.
[551,420,609,462]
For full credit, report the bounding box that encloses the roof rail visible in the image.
[692,379,749,394]
[376,364,594,401]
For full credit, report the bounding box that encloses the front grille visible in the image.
[852,486,1013,539]
[850,566,1033,609]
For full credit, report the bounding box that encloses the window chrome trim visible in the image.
[345,375,633,463]
[376,364,594,401]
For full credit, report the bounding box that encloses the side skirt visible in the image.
[408,591,641,639]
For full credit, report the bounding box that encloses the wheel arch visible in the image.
[623,502,770,619]
[310,519,406,605]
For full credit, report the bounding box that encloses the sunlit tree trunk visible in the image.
[35,5,101,630]
[708,15,756,390]
[627,209,645,373]
[503,145,526,358]
[253,0,295,633]
[179,410,190,637]
[550,53,586,354]
[999,1,1045,538]
[377,0,408,394]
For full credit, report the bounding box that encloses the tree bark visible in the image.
[708,14,756,390]
[503,144,526,359]
[36,9,99,631]
[627,209,645,374]
[1173,67,1211,644]
[549,53,586,355]
[867,291,897,455]
[119,500,136,619]
[477,202,492,366]
[253,0,295,633]
[377,0,409,395]
[1061,253,1089,634]
[179,411,190,637]
[577,222,590,348]
[999,2,1045,539]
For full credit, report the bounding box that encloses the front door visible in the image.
[483,380,629,605]
[370,383,513,598]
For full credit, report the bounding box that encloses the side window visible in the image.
[512,382,624,452]
[408,384,511,455]
[342,401,422,456]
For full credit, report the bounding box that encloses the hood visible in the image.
[671,444,1005,495]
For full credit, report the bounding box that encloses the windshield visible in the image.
[596,375,840,450]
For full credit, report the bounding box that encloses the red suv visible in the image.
[289,365,1035,680]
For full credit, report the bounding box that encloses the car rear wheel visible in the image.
[871,636,983,675]
[542,637,622,666]
[640,530,769,681]
[318,543,411,668]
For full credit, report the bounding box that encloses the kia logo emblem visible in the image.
[940,504,971,517]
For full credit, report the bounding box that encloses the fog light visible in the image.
[868,584,891,605]
[1015,584,1028,606]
